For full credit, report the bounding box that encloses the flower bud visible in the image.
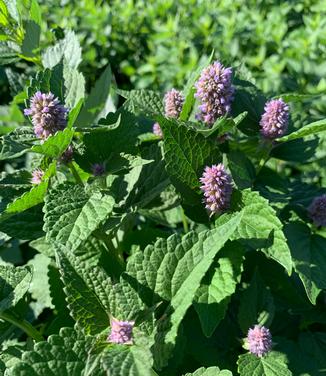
[31,169,44,185]
[308,195,326,227]
[195,61,234,125]
[164,88,184,118]
[108,317,135,345]
[152,122,163,138]
[260,99,289,139]
[247,325,272,357]
[199,163,233,215]
[24,91,68,140]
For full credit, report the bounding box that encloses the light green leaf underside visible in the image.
[237,352,292,376]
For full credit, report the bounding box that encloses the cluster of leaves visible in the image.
[0,1,326,375]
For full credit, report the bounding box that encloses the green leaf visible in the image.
[21,20,40,58]
[42,30,81,69]
[238,270,275,333]
[31,128,74,158]
[27,254,54,312]
[29,236,54,257]
[0,42,19,65]
[227,150,255,189]
[0,205,44,240]
[3,0,19,23]
[128,212,242,366]
[194,242,245,337]
[4,162,55,214]
[75,65,112,126]
[100,337,154,376]
[183,366,232,376]
[276,118,326,142]
[274,93,320,103]
[237,352,292,376]
[284,222,326,304]
[5,181,48,214]
[217,190,292,274]
[299,332,326,370]
[67,98,84,128]
[27,69,51,97]
[29,0,41,26]
[159,116,221,211]
[0,264,32,311]
[270,138,319,163]
[75,111,146,170]
[119,89,163,118]
[119,144,170,210]
[179,51,214,121]
[8,327,93,376]
[63,64,85,108]
[231,78,266,136]
[56,249,109,335]
[0,126,35,160]
[44,183,115,252]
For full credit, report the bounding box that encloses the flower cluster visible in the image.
[152,122,163,138]
[152,88,184,138]
[108,318,135,345]
[247,325,272,357]
[200,163,233,215]
[259,99,289,139]
[195,61,234,125]
[308,195,326,227]
[164,88,185,118]
[24,91,68,139]
[31,169,44,185]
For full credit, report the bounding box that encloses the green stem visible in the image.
[181,207,189,234]
[0,311,44,342]
[68,162,84,185]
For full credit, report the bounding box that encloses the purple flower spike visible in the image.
[31,169,44,185]
[153,122,163,138]
[164,88,184,119]
[308,195,326,227]
[200,163,233,215]
[24,91,68,140]
[247,325,272,357]
[195,61,234,126]
[260,99,289,139]
[91,163,105,176]
[108,317,135,345]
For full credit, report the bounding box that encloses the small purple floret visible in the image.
[247,325,272,357]
[164,88,184,119]
[24,91,68,139]
[308,195,326,227]
[108,317,135,345]
[260,99,289,139]
[200,163,233,215]
[153,122,163,138]
[60,145,74,164]
[31,169,44,185]
[91,163,105,176]
[195,61,234,126]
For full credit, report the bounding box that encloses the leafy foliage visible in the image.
[0,2,325,375]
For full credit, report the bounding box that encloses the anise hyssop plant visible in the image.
[0,2,326,375]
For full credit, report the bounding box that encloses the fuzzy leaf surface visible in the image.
[44,183,114,251]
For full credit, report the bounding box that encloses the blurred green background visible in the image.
[1,0,326,98]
